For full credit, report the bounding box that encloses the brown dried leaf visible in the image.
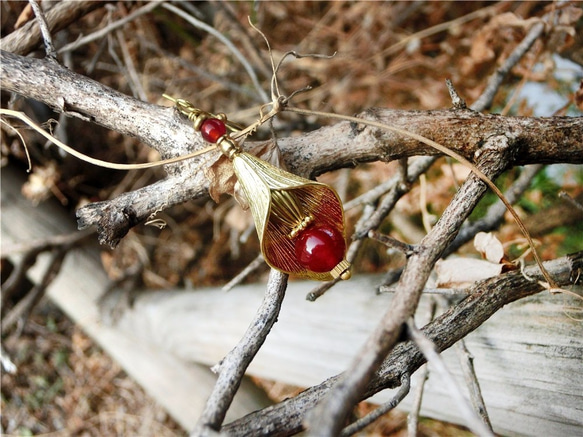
[575,80,583,111]
[204,153,236,203]
[204,139,280,205]
[225,205,253,233]
[21,164,59,205]
[14,3,34,29]
[461,12,540,75]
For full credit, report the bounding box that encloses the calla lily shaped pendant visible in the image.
[166,96,351,281]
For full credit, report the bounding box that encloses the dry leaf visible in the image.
[21,164,59,205]
[474,231,505,264]
[204,139,280,205]
[224,205,252,233]
[575,80,583,111]
[204,153,237,203]
[14,3,34,29]
[461,12,540,75]
[435,257,504,288]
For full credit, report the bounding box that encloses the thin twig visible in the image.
[2,229,94,307]
[1,1,104,56]
[115,29,148,101]
[380,4,500,58]
[407,364,428,437]
[456,340,494,431]
[2,247,68,334]
[407,295,437,436]
[27,0,57,60]
[2,249,38,306]
[378,286,470,296]
[221,253,267,292]
[2,228,95,256]
[58,0,163,54]
[405,320,495,437]
[368,230,416,257]
[471,20,545,112]
[446,79,467,109]
[161,2,269,103]
[191,269,288,435]
[446,164,543,257]
[559,191,583,213]
[215,0,272,78]
[144,40,258,100]
[340,373,411,437]
[344,157,436,210]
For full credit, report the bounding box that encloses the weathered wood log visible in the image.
[115,265,582,436]
[0,165,270,430]
[3,165,581,435]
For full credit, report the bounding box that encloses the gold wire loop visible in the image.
[216,136,240,160]
[191,113,208,131]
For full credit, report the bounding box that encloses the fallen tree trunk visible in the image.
[3,165,581,435]
[1,165,270,430]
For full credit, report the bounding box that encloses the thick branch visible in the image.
[221,251,583,436]
[306,134,516,435]
[1,50,581,247]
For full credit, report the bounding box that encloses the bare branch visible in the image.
[340,373,411,437]
[407,364,428,437]
[191,270,288,435]
[57,1,163,54]
[161,2,269,103]
[455,340,494,431]
[405,320,494,437]
[1,247,67,333]
[472,21,545,112]
[221,251,582,435]
[306,134,515,435]
[0,1,106,55]
[27,0,57,61]
[444,164,544,257]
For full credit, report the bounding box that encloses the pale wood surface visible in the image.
[1,166,270,431]
[2,165,581,435]
[116,278,582,436]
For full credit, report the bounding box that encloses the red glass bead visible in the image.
[200,118,227,143]
[294,224,345,273]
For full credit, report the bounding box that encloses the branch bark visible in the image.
[1,49,581,247]
[192,270,288,435]
[0,1,107,56]
[221,251,583,436]
[306,134,516,435]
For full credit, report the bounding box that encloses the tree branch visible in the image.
[1,49,581,249]
[192,270,288,435]
[0,1,107,56]
[221,251,583,436]
[306,134,516,436]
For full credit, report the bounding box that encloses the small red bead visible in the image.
[200,118,227,143]
[294,225,345,273]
